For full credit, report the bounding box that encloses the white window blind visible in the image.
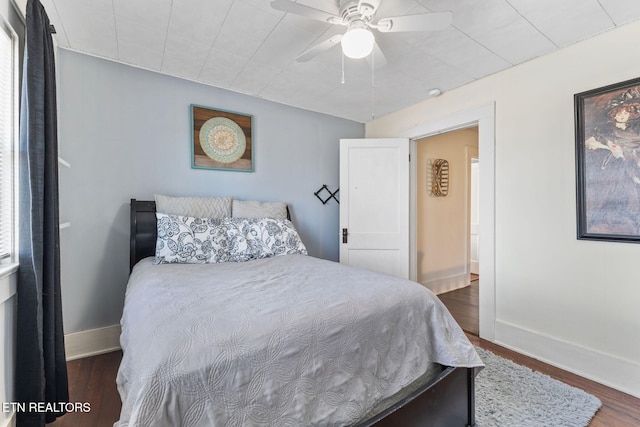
[0,17,17,261]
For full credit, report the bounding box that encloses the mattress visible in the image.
[115,255,482,426]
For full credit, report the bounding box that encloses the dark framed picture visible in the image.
[191,104,253,172]
[575,77,640,243]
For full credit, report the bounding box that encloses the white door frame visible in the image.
[401,103,496,341]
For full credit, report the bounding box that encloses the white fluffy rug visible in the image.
[475,347,602,427]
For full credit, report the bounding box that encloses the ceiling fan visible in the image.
[270,0,453,66]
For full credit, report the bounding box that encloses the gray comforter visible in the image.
[116,255,482,426]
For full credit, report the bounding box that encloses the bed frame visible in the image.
[129,199,478,427]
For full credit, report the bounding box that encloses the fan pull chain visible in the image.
[371,50,375,120]
[341,51,345,84]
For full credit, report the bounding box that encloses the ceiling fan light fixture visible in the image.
[341,22,374,59]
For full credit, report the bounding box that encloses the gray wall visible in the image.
[57,49,363,333]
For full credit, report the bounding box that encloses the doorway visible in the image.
[414,127,479,335]
[401,102,496,341]
[414,128,478,293]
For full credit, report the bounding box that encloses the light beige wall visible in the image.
[366,20,640,397]
[416,128,478,294]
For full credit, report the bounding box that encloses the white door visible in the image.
[470,159,480,274]
[339,138,409,279]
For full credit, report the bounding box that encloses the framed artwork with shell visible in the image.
[191,104,253,172]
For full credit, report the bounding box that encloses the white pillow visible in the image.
[232,199,287,219]
[155,194,232,219]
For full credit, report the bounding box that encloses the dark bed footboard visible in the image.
[360,367,476,427]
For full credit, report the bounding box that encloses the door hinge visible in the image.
[342,228,348,244]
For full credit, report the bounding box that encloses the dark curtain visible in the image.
[16,0,69,425]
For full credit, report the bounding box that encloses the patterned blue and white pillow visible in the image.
[154,213,229,264]
[225,218,268,262]
[224,217,308,262]
[155,214,307,264]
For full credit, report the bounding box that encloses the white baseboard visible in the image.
[420,272,469,295]
[64,325,121,361]
[495,320,640,398]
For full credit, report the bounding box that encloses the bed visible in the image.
[117,198,483,426]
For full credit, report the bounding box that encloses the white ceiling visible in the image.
[37,0,640,123]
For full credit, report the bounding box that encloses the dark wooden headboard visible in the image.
[130,199,158,272]
[129,198,292,272]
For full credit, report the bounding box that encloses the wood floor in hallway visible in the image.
[437,277,479,335]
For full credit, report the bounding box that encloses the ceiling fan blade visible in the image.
[366,41,387,69]
[271,0,342,24]
[376,11,453,33]
[296,35,342,62]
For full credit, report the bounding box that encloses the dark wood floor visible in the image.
[437,276,479,335]
[48,281,640,426]
[47,351,122,427]
[437,278,640,427]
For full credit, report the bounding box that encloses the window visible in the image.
[0,16,18,263]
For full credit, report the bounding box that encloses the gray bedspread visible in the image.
[115,255,482,426]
